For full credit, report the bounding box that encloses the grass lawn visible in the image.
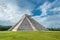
[0,31,60,40]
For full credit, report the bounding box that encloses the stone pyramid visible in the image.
[9,14,46,31]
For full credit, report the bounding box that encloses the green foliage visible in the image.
[0,31,60,40]
[0,25,11,31]
[47,28,60,31]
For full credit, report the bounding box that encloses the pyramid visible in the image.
[9,14,46,31]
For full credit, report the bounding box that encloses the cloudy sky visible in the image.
[0,0,60,28]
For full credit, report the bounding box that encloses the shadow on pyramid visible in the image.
[9,14,46,31]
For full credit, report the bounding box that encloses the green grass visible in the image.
[0,31,60,40]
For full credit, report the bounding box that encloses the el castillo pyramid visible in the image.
[9,14,46,31]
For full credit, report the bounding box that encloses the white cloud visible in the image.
[44,15,60,28]
[38,2,51,16]
[50,7,60,11]
[51,0,60,7]
[0,0,60,28]
[32,16,46,23]
[0,0,32,25]
[32,1,60,28]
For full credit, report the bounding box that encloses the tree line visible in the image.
[0,25,60,31]
[0,25,11,31]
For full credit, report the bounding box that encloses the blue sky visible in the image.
[0,0,60,28]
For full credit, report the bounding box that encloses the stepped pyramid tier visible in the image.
[9,14,46,31]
